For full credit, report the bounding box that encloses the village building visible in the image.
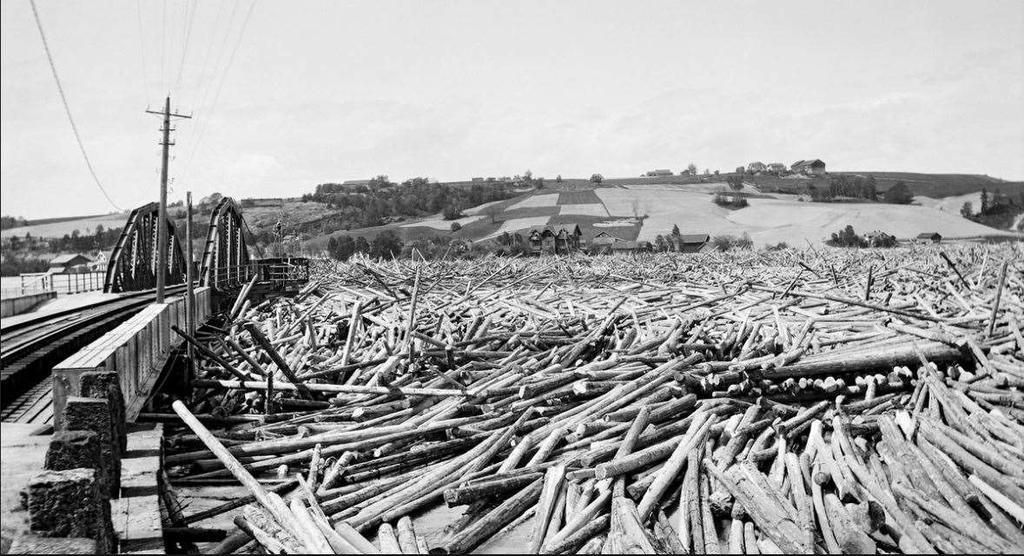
[610,240,652,254]
[523,223,583,255]
[47,254,92,274]
[791,159,826,176]
[915,232,942,244]
[669,233,711,253]
[767,163,787,174]
[863,231,896,247]
[589,231,624,255]
[747,162,767,174]
[645,169,673,177]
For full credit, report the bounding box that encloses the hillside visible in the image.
[313,181,1018,250]
[0,212,129,239]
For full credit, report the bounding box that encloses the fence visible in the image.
[1,271,105,298]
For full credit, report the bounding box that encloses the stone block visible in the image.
[63,396,120,495]
[81,371,127,451]
[7,534,98,554]
[43,430,108,496]
[27,469,114,552]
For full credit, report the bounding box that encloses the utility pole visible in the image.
[185,191,196,390]
[146,96,191,303]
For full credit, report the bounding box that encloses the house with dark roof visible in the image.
[767,163,787,174]
[645,169,674,177]
[610,240,652,254]
[747,162,767,174]
[589,231,624,255]
[669,233,711,253]
[523,223,583,255]
[791,159,826,176]
[48,254,92,273]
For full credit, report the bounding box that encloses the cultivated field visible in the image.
[594,187,1015,244]
[0,213,128,239]
[163,244,1023,554]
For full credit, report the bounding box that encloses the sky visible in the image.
[2,0,1023,219]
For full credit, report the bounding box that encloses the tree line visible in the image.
[303,176,521,229]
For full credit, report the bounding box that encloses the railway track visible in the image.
[0,285,186,424]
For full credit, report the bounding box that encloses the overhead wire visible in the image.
[28,0,122,211]
[174,0,197,95]
[160,0,167,93]
[178,0,258,186]
[135,0,151,106]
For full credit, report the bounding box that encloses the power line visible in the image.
[174,0,197,94]
[135,0,151,105]
[28,0,122,211]
[179,0,258,184]
[160,0,167,92]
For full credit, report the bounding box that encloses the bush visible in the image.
[884,182,914,204]
[0,254,49,276]
[711,233,753,251]
[450,222,462,232]
[713,192,749,209]
[442,204,464,220]
[765,242,789,251]
[827,225,867,247]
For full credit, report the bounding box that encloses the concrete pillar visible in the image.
[27,469,114,553]
[63,397,120,497]
[43,430,107,495]
[80,370,127,451]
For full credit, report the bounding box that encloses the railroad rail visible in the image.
[0,285,185,425]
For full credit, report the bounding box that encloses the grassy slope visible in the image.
[0,213,130,239]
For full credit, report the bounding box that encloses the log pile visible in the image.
[159,244,1024,554]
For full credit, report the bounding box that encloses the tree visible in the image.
[327,236,339,259]
[671,224,681,237]
[590,173,604,184]
[960,201,973,218]
[555,175,562,183]
[687,163,698,175]
[884,181,913,204]
[827,225,867,247]
[370,230,403,259]
[980,188,990,214]
[354,236,370,254]
[450,222,462,232]
[442,204,464,220]
[727,175,744,191]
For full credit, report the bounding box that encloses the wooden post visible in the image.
[185,191,196,390]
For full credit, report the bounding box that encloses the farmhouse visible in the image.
[767,163,787,174]
[915,232,942,244]
[48,253,92,274]
[864,231,896,247]
[645,169,673,177]
[611,240,652,254]
[791,159,826,176]
[747,162,767,174]
[524,223,583,255]
[670,233,711,253]
[589,231,623,255]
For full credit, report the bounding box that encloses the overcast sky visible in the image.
[2,0,1023,218]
